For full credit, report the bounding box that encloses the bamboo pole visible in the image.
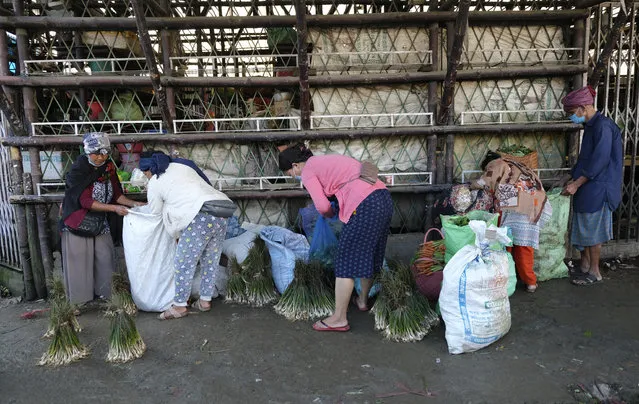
[569,18,586,167]
[130,0,174,135]
[440,0,470,183]
[295,0,311,131]
[0,123,581,147]
[0,90,27,137]
[9,149,35,300]
[0,64,589,88]
[14,0,54,292]
[23,173,46,299]
[588,8,630,88]
[0,10,590,30]
[9,183,454,204]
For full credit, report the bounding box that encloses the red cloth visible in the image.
[507,245,536,286]
[561,86,596,111]
[64,173,123,229]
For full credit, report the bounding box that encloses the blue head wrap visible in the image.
[139,153,171,177]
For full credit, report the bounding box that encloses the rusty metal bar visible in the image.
[0,10,590,30]
[0,64,589,88]
[0,123,581,146]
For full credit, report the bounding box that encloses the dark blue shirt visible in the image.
[572,111,623,213]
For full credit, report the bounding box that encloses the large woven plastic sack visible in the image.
[534,189,570,281]
[441,210,499,263]
[107,92,144,121]
[439,221,512,354]
[123,207,176,312]
[506,253,516,297]
[260,226,310,294]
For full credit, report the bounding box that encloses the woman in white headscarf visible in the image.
[60,132,142,305]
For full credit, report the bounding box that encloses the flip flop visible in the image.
[351,295,369,312]
[312,320,350,332]
[569,267,589,279]
[158,306,189,320]
[571,272,603,286]
[190,299,211,312]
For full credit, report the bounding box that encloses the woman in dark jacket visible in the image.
[60,132,141,304]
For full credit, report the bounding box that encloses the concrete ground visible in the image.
[2,257,639,404]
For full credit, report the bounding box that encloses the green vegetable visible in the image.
[225,256,249,304]
[451,216,470,227]
[105,292,146,364]
[117,170,131,182]
[273,260,334,321]
[371,261,440,342]
[497,144,533,157]
[39,278,88,366]
[243,237,278,307]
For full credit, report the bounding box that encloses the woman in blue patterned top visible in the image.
[561,86,623,286]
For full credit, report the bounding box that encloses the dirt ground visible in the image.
[1,263,639,404]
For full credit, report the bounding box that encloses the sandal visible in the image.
[312,320,350,332]
[190,299,211,312]
[569,267,589,279]
[571,272,603,286]
[158,306,189,320]
[526,284,538,293]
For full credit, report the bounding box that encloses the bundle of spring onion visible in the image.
[112,272,137,316]
[243,237,278,307]
[274,260,334,321]
[38,295,89,366]
[105,293,146,363]
[371,261,440,342]
[43,277,81,338]
[225,256,249,304]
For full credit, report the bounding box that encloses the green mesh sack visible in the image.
[441,210,499,263]
[107,92,144,121]
[534,189,570,281]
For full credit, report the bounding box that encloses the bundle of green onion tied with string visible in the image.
[38,281,89,366]
[43,277,82,339]
[105,292,146,363]
[225,255,249,304]
[112,272,137,316]
[371,261,440,342]
[243,237,278,307]
[274,259,334,321]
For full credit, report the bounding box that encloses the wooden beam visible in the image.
[0,64,589,88]
[438,0,470,126]
[295,0,311,131]
[129,0,174,134]
[0,90,28,137]
[588,8,631,88]
[0,10,589,30]
[0,123,581,146]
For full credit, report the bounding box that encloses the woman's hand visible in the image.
[132,201,147,208]
[113,205,129,216]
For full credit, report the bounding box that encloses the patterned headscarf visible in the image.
[561,86,596,111]
[82,132,111,155]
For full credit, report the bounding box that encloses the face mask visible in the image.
[295,176,302,181]
[87,156,106,167]
[569,113,586,124]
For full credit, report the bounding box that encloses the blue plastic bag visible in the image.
[309,215,339,267]
[260,226,310,294]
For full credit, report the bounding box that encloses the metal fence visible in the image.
[590,3,639,242]
[0,113,21,269]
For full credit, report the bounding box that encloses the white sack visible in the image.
[439,221,512,354]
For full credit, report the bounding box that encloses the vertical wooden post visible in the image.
[569,18,586,167]
[129,0,174,135]
[160,0,178,157]
[295,0,311,131]
[14,0,50,296]
[428,22,440,187]
[439,0,470,184]
[588,9,630,89]
[23,173,46,299]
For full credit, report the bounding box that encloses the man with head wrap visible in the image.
[561,86,623,286]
